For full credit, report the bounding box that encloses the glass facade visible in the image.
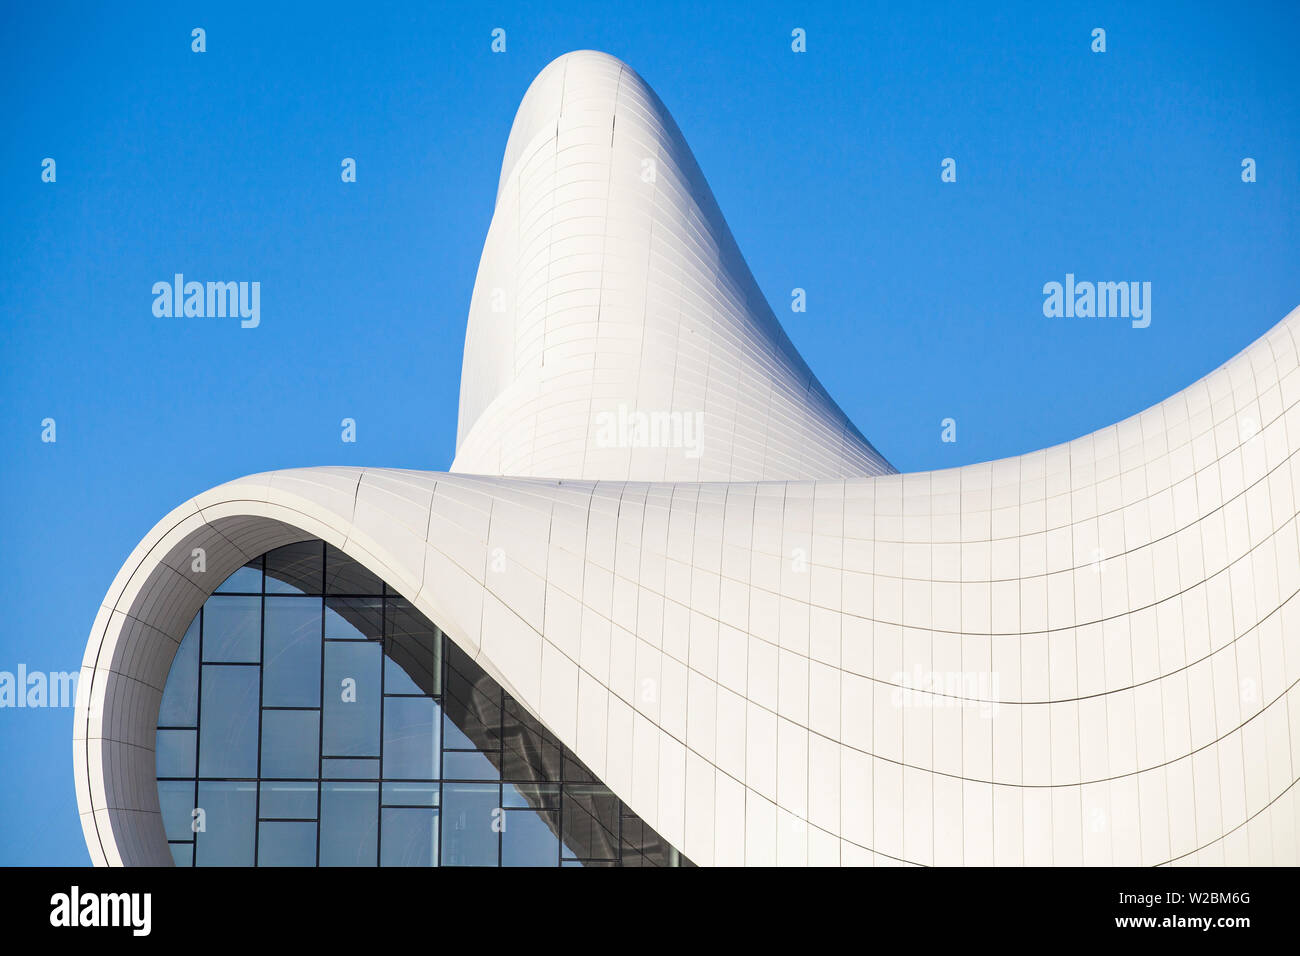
[155,540,691,867]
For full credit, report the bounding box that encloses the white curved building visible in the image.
[76,50,1300,867]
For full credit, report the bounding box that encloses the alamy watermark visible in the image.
[50,886,150,936]
[0,665,78,708]
[152,274,260,328]
[890,666,1001,718]
[1042,273,1150,328]
[594,405,704,458]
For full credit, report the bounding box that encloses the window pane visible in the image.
[323,642,381,756]
[169,843,193,867]
[562,752,596,783]
[562,784,620,860]
[158,614,200,726]
[158,780,195,842]
[382,783,439,807]
[442,645,500,750]
[259,782,318,819]
[382,697,439,780]
[502,782,560,809]
[384,599,441,695]
[261,709,320,779]
[264,541,323,595]
[215,561,262,593]
[198,665,259,777]
[258,821,317,865]
[195,782,256,866]
[202,596,261,663]
[321,757,379,779]
[442,749,500,781]
[325,544,382,595]
[502,699,562,781]
[381,808,438,866]
[320,782,378,866]
[156,729,196,778]
[619,812,674,866]
[263,597,321,707]
[325,597,383,640]
[441,783,500,866]
[502,807,560,866]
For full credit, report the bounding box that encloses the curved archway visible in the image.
[152,537,689,866]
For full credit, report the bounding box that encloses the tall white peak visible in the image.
[452,50,894,482]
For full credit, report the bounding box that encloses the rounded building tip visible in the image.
[539,48,632,70]
[513,49,638,105]
[464,43,896,482]
[494,49,642,204]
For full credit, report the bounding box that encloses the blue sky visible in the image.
[1,1,1297,864]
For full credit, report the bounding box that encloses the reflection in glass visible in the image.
[382,782,439,807]
[562,784,620,861]
[620,813,679,867]
[442,642,500,750]
[325,598,382,641]
[198,665,259,777]
[320,782,377,866]
[157,539,690,867]
[215,561,262,594]
[384,599,441,695]
[259,782,318,819]
[169,843,193,867]
[264,541,323,595]
[261,710,320,779]
[323,642,381,756]
[325,543,382,595]
[158,779,195,842]
[195,782,256,866]
[382,697,438,779]
[322,757,379,779]
[503,807,561,866]
[156,729,196,778]
[380,808,438,866]
[258,821,317,866]
[158,615,199,726]
[441,783,499,866]
[503,782,559,808]
[442,749,500,782]
[502,699,561,780]
[263,597,322,707]
[201,596,261,663]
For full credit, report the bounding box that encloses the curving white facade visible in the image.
[453,51,892,483]
[76,50,1300,866]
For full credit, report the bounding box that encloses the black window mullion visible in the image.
[315,590,326,865]
[158,540,689,870]
[437,632,445,866]
[252,579,266,864]
[376,590,386,863]
[191,606,203,867]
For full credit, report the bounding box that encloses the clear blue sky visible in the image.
[2,1,1297,864]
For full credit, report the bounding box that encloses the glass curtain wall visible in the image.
[155,540,691,867]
